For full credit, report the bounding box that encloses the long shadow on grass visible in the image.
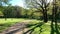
[50,21,60,34]
[23,22,45,34]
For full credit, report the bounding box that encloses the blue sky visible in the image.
[10,0,24,7]
[9,0,52,8]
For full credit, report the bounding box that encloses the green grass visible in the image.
[0,18,60,34]
[25,20,60,34]
[29,20,50,34]
[0,18,25,32]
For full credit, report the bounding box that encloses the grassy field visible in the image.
[0,18,60,34]
[0,18,25,32]
[24,20,50,34]
[24,20,60,34]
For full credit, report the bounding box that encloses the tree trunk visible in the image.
[43,9,48,22]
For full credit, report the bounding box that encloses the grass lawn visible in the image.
[24,20,60,34]
[0,18,25,32]
[0,18,60,34]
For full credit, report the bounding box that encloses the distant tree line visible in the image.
[0,5,60,19]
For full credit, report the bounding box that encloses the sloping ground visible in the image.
[0,20,32,34]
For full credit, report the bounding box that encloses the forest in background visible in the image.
[0,0,60,21]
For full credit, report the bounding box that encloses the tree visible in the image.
[51,0,59,22]
[3,6,15,18]
[14,6,24,18]
[51,0,60,34]
[0,0,11,20]
[25,0,50,22]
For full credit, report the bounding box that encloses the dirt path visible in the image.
[0,20,32,34]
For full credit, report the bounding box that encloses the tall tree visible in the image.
[51,0,59,34]
[25,0,50,22]
[52,0,59,22]
[14,6,23,18]
[0,0,11,20]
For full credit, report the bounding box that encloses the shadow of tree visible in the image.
[24,21,60,34]
[23,22,45,34]
[50,21,60,34]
